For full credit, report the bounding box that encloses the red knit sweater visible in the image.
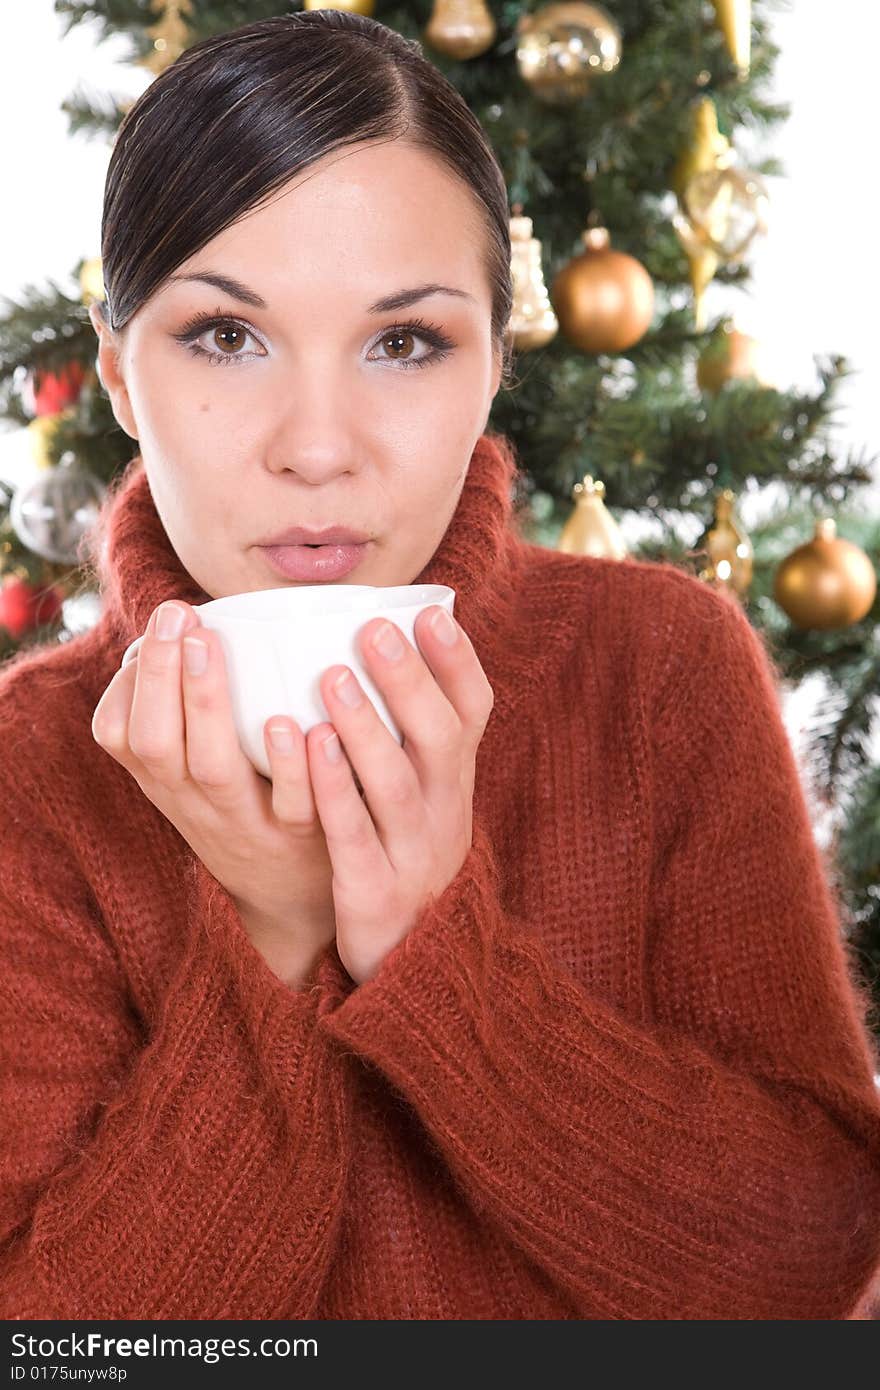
[2,432,879,1321]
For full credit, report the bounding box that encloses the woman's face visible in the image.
[91,139,504,597]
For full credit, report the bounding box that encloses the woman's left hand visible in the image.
[304,604,494,987]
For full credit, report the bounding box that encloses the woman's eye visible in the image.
[181,320,262,368]
[370,326,453,371]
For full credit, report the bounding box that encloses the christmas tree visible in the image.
[1,1,878,1033]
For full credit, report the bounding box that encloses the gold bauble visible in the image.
[711,0,751,75]
[670,97,731,201]
[516,3,622,107]
[305,0,375,12]
[773,520,877,630]
[557,475,628,559]
[139,0,193,76]
[508,215,559,350]
[696,489,753,595]
[697,324,766,393]
[79,257,105,306]
[424,0,496,60]
[551,226,654,354]
[682,163,769,263]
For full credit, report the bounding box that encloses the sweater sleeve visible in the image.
[315,577,880,1320]
[0,774,355,1320]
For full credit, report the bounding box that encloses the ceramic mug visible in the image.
[120,582,456,780]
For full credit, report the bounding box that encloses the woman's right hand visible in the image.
[91,599,340,987]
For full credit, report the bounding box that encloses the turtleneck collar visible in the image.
[91,431,524,663]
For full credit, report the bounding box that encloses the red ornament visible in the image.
[28,361,87,416]
[0,576,65,638]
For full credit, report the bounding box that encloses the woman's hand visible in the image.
[91,599,339,987]
[308,606,495,987]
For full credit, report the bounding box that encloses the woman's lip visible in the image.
[259,540,369,582]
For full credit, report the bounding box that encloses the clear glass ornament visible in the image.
[682,164,769,263]
[10,451,107,565]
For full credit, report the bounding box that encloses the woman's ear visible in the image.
[88,301,139,442]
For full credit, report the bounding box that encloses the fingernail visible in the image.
[334,669,363,708]
[322,732,342,763]
[183,636,208,675]
[268,724,294,754]
[372,621,405,662]
[430,608,458,646]
[156,602,186,641]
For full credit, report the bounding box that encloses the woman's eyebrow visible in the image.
[367,283,477,313]
[166,271,476,314]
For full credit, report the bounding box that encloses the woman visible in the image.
[2,11,879,1321]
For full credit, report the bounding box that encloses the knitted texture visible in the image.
[1,430,879,1319]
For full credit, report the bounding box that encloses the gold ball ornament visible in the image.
[551,226,654,354]
[697,323,768,393]
[304,0,375,11]
[424,0,496,60]
[773,519,877,630]
[557,475,628,560]
[516,3,622,106]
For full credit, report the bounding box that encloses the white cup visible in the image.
[119,583,456,780]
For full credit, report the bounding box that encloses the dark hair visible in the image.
[97,10,514,387]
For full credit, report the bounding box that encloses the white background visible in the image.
[1,0,877,792]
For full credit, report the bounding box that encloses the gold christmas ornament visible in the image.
[508,215,559,350]
[696,488,753,595]
[139,0,193,76]
[551,226,654,355]
[424,0,496,60]
[304,0,375,12]
[671,98,730,327]
[670,97,731,201]
[79,257,105,306]
[670,97,767,323]
[697,322,767,393]
[773,519,877,630]
[557,475,628,559]
[516,3,622,107]
[711,0,751,75]
[682,163,769,262]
